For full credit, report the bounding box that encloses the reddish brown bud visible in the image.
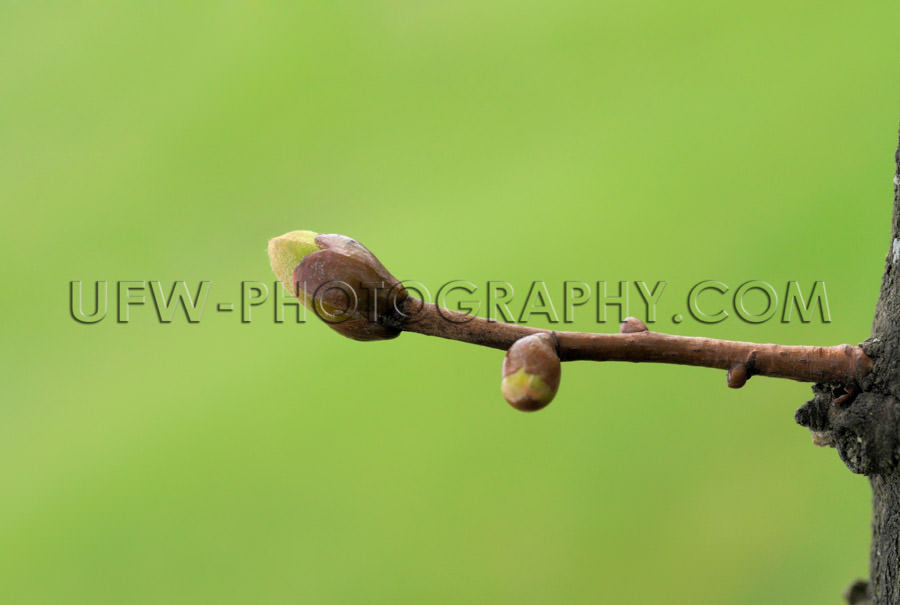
[269,231,407,341]
[501,333,562,412]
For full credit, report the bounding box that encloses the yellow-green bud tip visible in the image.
[268,230,320,296]
[501,367,556,412]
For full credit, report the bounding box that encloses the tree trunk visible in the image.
[871,475,900,602]
[796,124,900,604]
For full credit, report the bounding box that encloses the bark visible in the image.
[795,125,900,603]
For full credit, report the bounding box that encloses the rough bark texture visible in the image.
[796,125,900,604]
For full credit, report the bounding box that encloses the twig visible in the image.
[399,299,872,388]
[267,230,872,391]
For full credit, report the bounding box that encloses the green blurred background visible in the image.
[3,2,899,603]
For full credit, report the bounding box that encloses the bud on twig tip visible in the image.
[268,230,407,341]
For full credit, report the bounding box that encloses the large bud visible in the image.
[268,230,407,341]
[501,333,562,412]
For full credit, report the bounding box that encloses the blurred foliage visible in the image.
[2,2,898,603]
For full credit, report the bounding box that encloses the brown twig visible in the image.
[267,231,873,390]
[399,299,873,388]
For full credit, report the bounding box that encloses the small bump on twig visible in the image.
[726,352,757,389]
[619,317,649,334]
[727,364,748,389]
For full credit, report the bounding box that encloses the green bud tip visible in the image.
[268,230,321,298]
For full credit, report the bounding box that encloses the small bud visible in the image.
[268,230,407,341]
[726,363,748,388]
[501,333,562,412]
[620,317,649,334]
